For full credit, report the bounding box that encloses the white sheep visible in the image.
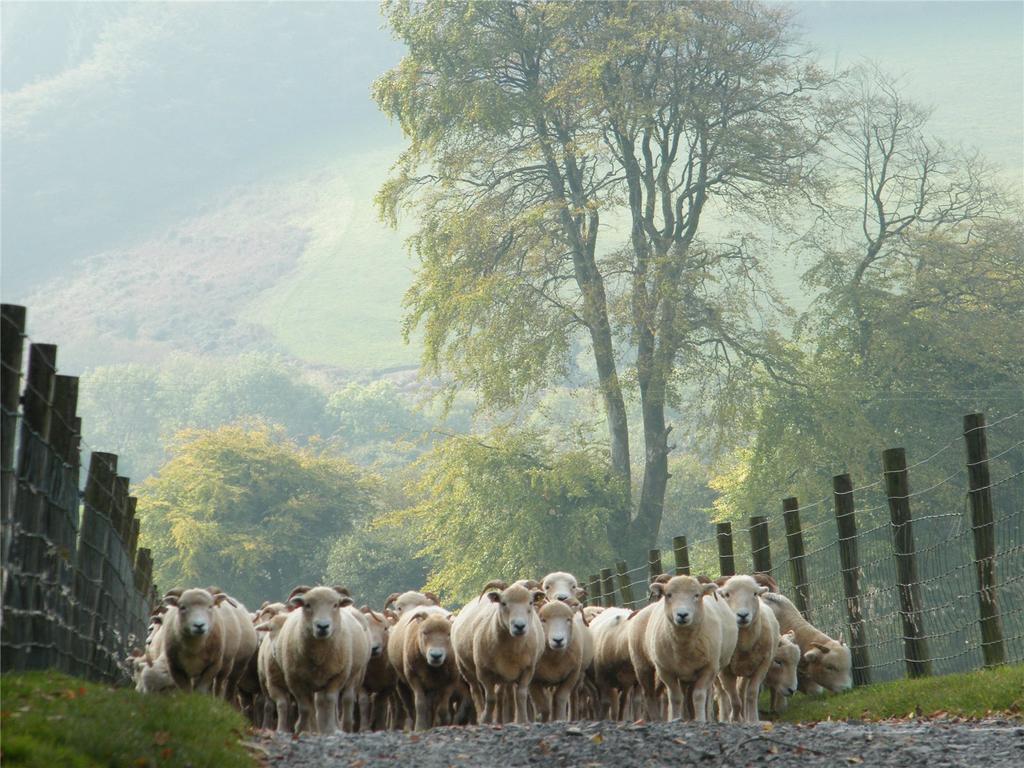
[540,571,586,603]
[383,590,441,616]
[765,630,801,714]
[760,591,853,694]
[254,603,291,731]
[628,575,736,722]
[589,606,636,720]
[716,574,780,723]
[161,588,231,694]
[452,580,545,724]
[530,600,587,721]
[276,585,367,734]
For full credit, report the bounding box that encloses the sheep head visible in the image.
[288,585,354,640]
[717,574,769,628]
[650,575,716,628]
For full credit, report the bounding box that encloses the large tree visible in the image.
[374,0,827,557]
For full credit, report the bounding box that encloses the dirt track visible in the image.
[255,718,1024,767]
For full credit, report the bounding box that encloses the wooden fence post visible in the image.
[782,497,811,620]
[963,413,1006,668]
[672,535,690,575]
[600,568,616,607]
[883,447,932,678]
[77,451,118,680]
[749,516,772,574]
[833,473,871,686]
[0,304,26,588]
[1,343,57,672]
[615,561,635,609]
[716,523,735,577]
[647,549,663,582]
[588,574,602,608]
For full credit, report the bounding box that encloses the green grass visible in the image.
[0,671,255,768]
[777,664,1024,722]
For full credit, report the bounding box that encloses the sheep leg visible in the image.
[371,691,389,730]
[691,668,717,723]
[411,681,433,731]
[273,696,290,733]
[294,693,315,733]
[771,688,789,714]
[340,685,357,733]
[194,661,221,695]
[552,679,574,722]
[529,684,550,722]
[720,669,742,722]
[714,676,731,722]
[743,667,768,724]
[514,673,531,724]
[479,673,499,724]
[661,675,685,721]
[312,690,337,735]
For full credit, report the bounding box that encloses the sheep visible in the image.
[716,574,780,723]
[759,591,853,694]
[161,588,230,694]
[589,607,637,720]
[450,580,505,718]
[129,651,175,694]
[765,630,801,714]
[453,580,545,724]
[395,609,459,730]
[255,610,292,732]
[359,607,398,730]
[530,600,587,721]
[383,590,441,617]
[540,571,586,603]
[276,585,367,734]
[628,575,736,722]
[207,588,259,708]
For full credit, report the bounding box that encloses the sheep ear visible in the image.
[812,642,830,654]
[287,585,312,602]
[479,580,508,596]
[359,605,372,614]
[783,629,795,639]
[255,622,273,632]
[332,585,351,598]
[626,609,641,620]
[532,590,546,605]
[151,616,163,626]
[702,583,719,597]
[423,591,440,605]
[214,593,232,606]
[574,586,587,600]
[338,596,354,609]
[757,586,770,596]
[163,595,179,608]
[486,591,502,604]
[649,582,665,598]
[411,611,428,622]
[384,609,399,624]
[383,593,401,611]
[576,605,590,626]
[288,594,306,609]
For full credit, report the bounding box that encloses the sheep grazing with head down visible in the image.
[530,599,587,721]
[161,588,231,694]
[716,574,780,723]
[452,580,545,724]
[276,585,369,734]
[628,575,737,722]
[759,590,853,694]
[765,630,801,713]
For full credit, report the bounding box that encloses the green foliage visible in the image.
[0,671,253,768]
[383,428,621,604]
[137,424,378,606]
[776,664,1024,722]
[324,522,431,610]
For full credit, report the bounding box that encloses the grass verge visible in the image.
[777,663,1024,722]
[1,670,255,768]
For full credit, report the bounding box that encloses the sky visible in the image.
[1,1,1021,368]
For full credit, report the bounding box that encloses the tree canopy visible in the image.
[137,424,379,607]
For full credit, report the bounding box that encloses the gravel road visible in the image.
[254,718,1024,767]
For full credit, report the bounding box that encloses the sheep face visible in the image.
[412,612,453,667]
[387,591,438,616]
[542,571,585,603]
[363,609,389,658]
[802,637,853,692]
[538,600,575,651]
[164,588,225,637]
[766,630,801,697]
[288,586,354,640]
[650,575,716,627]
[487,583,544,637]
[718,575,769,628]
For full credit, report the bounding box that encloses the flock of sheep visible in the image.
[128,571,853,735]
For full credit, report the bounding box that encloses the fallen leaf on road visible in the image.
[591,733,604,745]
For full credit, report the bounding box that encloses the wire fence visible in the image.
[586,408,1024,685]
[1,304,157,683]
